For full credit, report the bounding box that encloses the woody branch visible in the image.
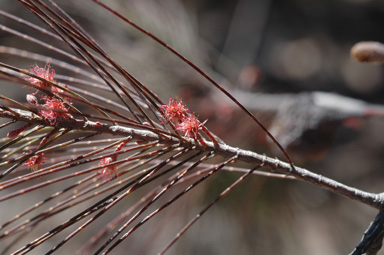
[1,106,382,210]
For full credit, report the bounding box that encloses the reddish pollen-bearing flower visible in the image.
[23,153,48,172]
[25,62,55,93]
[98,157,118,181]
[161,97,189,123]
[161,97,208,141]
[176,115,206,140]
[40,96,71,124]
[24,63,72,102]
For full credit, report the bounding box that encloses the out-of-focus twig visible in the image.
[224,90,384,160]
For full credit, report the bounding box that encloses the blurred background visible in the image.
[2,0,384,254]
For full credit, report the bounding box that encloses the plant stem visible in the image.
[1,107,382,210]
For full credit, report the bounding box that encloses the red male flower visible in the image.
[176,115,205,140]
[23,153,48,172]
[161,97,208,140]
[40,96,70,124]
[25,63,55,92]
[161,97,189,123]
[24,63,72,104]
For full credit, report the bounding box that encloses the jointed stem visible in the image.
[1,107,382,210]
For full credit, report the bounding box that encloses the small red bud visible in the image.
[7,124,32,138]
[7,129,22,138]
[98,157,118,181]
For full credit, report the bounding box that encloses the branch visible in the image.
[230,90,384,116]
[351,209,384,255]
[2,107,382,210]
[226,91,384,160]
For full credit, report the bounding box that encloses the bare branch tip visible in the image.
[351,41,384,63]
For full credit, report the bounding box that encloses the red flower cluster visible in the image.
[25,62,55,93]
[161,97,205,139]
[40,96,70,125]
[161,98,189,123]
[23,153,48,172]
[24,62,72,124]
[176,116,206,139]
